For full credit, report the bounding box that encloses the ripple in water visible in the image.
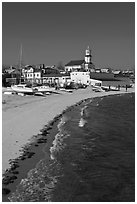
[8,159,62,202]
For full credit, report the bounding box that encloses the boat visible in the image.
[101,86,110,91]
[34,92,45,96]
[92,86,104,92]
[109,86,119,91]
[11,84,34,94]
[101,86,119,91]
[34,85,55,92]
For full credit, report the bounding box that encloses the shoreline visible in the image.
[3,117,60,201]
[2,87,135,201]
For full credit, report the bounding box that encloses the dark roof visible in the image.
[42,67,60,75]
[12,69,21,74]
[65,60,85,66]
[61,73,70,77]
[34,68,41,72]
[42,73,70,78]
[25,65,35,68]
[42,73,62,77]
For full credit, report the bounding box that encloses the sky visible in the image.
[2,2,135,69]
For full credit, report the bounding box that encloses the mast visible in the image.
[19,44,22,70]
[19,44,22,83]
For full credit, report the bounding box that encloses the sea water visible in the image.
[9,93,135,202]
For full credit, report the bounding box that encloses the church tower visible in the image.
[85,46,92,64]
[85,46,92,71]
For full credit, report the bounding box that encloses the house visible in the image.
[101,68,112,73]
[21,65,70,85]
[22,65,42,84]
[70,71,90,85]
[42,73,70,85]
[95,68,101,73]
[112,70,122,77]
[5,69,21,86]
[70,71,103,86]
[4,66,16,74]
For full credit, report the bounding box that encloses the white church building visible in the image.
[65,46,101,86]
[65,46,95,72]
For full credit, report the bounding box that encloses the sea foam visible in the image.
[78,118,87,127]
[50,116,70,160]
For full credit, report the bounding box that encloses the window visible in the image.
[37,74,39,77]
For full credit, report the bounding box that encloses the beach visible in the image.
[2,86,135,201]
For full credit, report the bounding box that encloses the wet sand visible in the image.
[2,118,59,202]
[2,86,135,201]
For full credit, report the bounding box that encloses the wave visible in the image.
[80,105,87,117]
[50,116,70,160]
[8,117,70,202]
[78,118,87,127]
[79,100,91,127]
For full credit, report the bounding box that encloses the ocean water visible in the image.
[8,93,135,202]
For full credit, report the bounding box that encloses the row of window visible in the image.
[26,75,69,80]
[27,73,40,77]
[71,73,89,75]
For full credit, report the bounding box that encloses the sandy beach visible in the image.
[2,86,135,201]
[2,86,135,173]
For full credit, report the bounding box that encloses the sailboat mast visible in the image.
[19,44,22,69]
[19,44,22,83]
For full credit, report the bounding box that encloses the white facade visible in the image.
[27,67,34,79]
[65,65,82,72]
[42,75,70,85]
[34,72,41,78]
[70,72,90,85]
[25,67,42,83]
[59,76,70,84]
[101,68,110,73]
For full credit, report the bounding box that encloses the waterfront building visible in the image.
[42,73,70,85]
[70,71,90,85]
[23,65,42,84]
[100,68,112,73]
[4,69,21,86]
[65,46,95,72]
[22,65,70,85]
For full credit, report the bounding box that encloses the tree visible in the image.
[57,61,65,71]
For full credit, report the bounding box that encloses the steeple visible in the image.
[85,46,92,64]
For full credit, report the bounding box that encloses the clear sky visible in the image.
[2,2,135,69]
